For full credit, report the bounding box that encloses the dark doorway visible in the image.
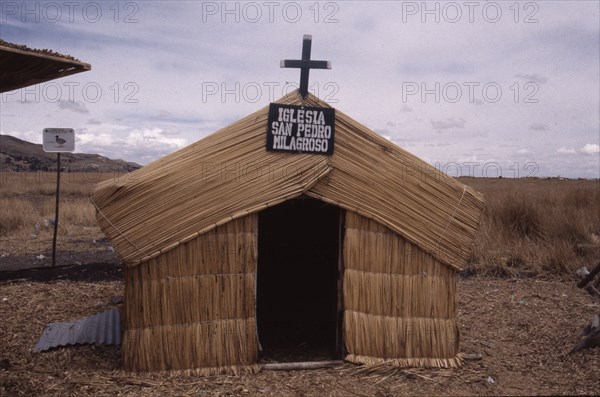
[257,196,341,362]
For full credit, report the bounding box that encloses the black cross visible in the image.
[281,34,331,98]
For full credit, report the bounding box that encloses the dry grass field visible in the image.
[0,171,109,237]
[0,172,121,270]
[1,172,598,277]
[1,172,599,396]
[460,177,600,278]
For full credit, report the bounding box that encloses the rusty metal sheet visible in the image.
[33,308,121,353]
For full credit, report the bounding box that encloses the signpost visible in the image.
[43,128,75,267]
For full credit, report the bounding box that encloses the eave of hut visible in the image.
[0,39,91,93]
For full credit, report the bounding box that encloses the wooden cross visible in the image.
[281,34,331,98]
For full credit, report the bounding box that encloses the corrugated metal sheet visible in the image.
[33,308,121,353]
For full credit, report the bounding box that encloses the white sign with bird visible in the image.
[43,128,75,152]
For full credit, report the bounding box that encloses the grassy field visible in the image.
[0,171,115,238]
[0,172,122,266]
[0,171,598,276]
[460,177,599,277]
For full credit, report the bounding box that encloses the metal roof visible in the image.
[33,308,121,353]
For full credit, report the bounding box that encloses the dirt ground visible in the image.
[0,233,599,396]
[0,227,119,272]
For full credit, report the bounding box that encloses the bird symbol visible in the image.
[55,135,66,147]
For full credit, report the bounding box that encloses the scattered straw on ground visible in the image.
[1,276,598,396]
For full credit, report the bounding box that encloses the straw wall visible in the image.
[122,215,259,374]
[343,212,462,368]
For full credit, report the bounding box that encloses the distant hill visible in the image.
[0,134,141,172]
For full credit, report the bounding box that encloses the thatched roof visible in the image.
[0,39,91,93]
[92,91,484,269]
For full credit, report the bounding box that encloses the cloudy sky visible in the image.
[1,1,598,178]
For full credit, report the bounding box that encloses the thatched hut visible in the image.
[92,92,484,374]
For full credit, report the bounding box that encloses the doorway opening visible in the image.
[257,196,341,362]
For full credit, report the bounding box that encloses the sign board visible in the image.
[266,103,335,155]
[43,128,75,152]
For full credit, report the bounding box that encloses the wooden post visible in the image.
[262,360,343,371]
[51,152,61,267]
[335,209,345,358]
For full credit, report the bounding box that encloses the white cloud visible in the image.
[125,128,186,149]
[580,143,600,155]
[557,147,577,155]
[71,124,187,164]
